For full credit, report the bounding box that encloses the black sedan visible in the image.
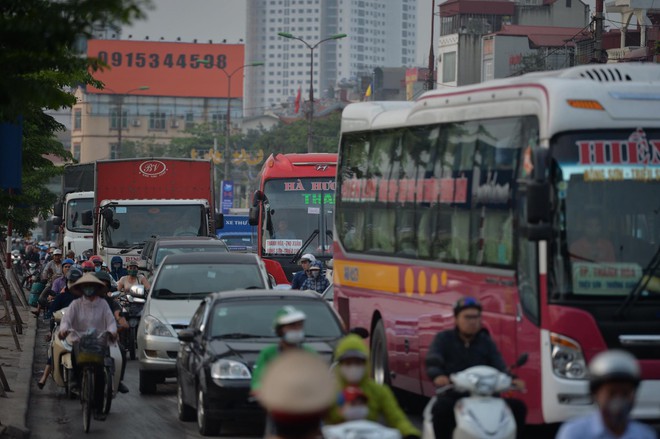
[175,289,346,436]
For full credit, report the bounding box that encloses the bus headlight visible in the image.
[550,333,587,379]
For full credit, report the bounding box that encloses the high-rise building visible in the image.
[245,0,418,116]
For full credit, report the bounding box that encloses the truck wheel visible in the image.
[139,370,157,394]
[371,320,391,386]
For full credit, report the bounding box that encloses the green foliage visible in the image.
[0,0,151,234]
[250,113,341,155]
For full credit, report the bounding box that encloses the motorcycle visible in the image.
[50,308,123,405]
[323,420,402,439]
[118,285,146,360]
[422,354,528,439]
[11,250,23,277]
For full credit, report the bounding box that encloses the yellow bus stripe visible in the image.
[334,260,400,293]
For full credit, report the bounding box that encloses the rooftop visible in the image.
[492,24,591,47]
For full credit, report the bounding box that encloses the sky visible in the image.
[122,0,438,66]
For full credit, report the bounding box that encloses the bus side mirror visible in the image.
[52,217,62,226]
[81,210,93,226]
[248,206,259,226]
[526,181,551,224]
[54,202,63,218]
[215,213,224,230]
[252,190,265,207]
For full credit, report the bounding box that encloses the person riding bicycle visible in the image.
[425,297,527,439]
[58,273,118,419]
[251,306,315,393]
[325,334,421,438]
[556,350,656,439]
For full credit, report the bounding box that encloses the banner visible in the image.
[221,180,234,214]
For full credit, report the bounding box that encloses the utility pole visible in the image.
[594,0,605,62]
[427,0,436,91]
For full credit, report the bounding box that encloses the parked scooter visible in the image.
[323,420,402,439]
[50,307,124,405]
[422,354,528,439]
[118,285,146,360]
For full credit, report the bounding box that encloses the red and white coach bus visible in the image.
[333,64,660,424]
[248,153,337,281]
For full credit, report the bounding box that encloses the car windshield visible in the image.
[549,128,660,301]
[155,244,228,266]
[208,300,343,339]
[151,263,265,298]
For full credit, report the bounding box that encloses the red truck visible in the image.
[82,158,221,265]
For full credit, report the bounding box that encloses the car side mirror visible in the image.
[514,353,528,369]
[178,328,200,343]
[268,274,277,288]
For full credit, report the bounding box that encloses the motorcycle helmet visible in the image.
[589,350,640,393]
[453,296,482,316]
[93,271,113,287]
[62,258,75,267]
[273,306,306,330]
[90,255,103,265]
[81,261,95,272]
[66,267,84,283]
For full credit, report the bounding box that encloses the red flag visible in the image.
[294,86,301,114]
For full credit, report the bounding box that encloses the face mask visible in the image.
[340,365,366,384]
[82,286,96,297]
[603,397,633,427]
[127,269,138,276]
[113,264,121,269]
[94,266,101,272]
[282,329,305,345]
[342,405,369,421]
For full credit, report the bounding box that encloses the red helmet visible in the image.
[90,255,104,265]
[81,261,95,272]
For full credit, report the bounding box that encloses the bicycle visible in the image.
[66,329,114,433]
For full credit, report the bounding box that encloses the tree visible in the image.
[0,0,151,235]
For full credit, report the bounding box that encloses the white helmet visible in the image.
[589,350,640,392]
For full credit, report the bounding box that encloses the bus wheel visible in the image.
[371,320,391,386]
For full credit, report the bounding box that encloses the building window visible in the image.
[72,143,81,161]
[442,52,457,83]
[74,109,82,130]
[110,108,128,129]
[149,112,166,130]
[211,113,227,131]
[185,112,195,129]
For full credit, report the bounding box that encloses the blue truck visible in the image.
[216,215,256,252]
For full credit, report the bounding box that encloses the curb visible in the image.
[0,309,36,439]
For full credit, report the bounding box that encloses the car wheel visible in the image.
[139,370,157,394]
[197,388,220,436]
[371,319,391,386]
[177,379,195,422]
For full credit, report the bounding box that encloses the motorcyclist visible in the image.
[291,253,316,290]
[556,350,656,439]
[251,306,314,392]
[110,256,127,281]
[90,255,104,272]
[325,334,421,438]
[58,273,118,417]
[301,261,329,294]
[117,262,150,292]
[81,260,95,273]
[425,297,527,439]
[94,271,129,394]
[32,256,73,317]
[257,350,336,439]
[36,267,84,389]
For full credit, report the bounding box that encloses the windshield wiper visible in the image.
[120,241,146,254]
[213,333,262,339]
[615,244,660,318]
[291,229,319,264]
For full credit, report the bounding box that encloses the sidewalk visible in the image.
[0,306,36,439]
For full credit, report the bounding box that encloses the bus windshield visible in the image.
[261,178,335,257]
[66,198,93,233]
[550,128,660,301]
[102,204,205,248]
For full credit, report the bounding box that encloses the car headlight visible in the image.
[143,315,174,337]
[550,332,587,379]
[211,359,251,380]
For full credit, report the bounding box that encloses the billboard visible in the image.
[87,40,245,99]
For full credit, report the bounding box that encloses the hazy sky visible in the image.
[123,0,437,66]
